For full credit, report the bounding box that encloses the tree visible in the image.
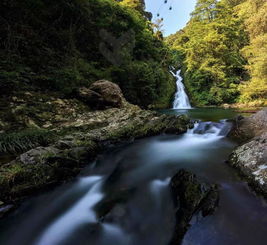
[120,0,145,14]
[167,0,248,105]
[235,0,267,104]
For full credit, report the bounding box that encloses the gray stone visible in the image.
[77,80,124,109]
[230,132,267,195]
[19,146,60,165]
[230,108,267,142]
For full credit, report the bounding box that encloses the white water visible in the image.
[172,70,191,109]
[35,176,104,245]
[4,114,267,245]
[34,175,130,245]
[150,178,171,199]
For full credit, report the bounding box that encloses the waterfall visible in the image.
[172,70,191,109]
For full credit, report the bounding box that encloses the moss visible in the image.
[0,157,81,201]
[0,129,57,154]
[106,114,189,141]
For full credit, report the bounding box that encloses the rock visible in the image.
[170,170,219,244]
[0,107,190,209]
[19,146,60,165]
[229,108,267,142]
[77,87,102,104]
[43,121,52,128]
[56,139,76,150]
[229,133,267,196]
[228,108,267,196]
[25,117,40,129]
[67,147,97,161]
[77,80,124,109]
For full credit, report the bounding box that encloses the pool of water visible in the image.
[0,108,266,245]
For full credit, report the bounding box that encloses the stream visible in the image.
[0,108,267,245]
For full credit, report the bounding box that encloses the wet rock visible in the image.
[94,189,132,221]
[229,133,267,196]
[77,80,124,109]
[170,170,219,244]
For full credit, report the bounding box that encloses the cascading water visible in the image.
[172,70,192,109]
[1,110,267,245]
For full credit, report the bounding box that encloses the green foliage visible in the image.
[0,0,174,108]
[167,0,249,106]
[235,0,267,104]
[167,0,266,106]
[120,0,145,13]
[0,129,56,154]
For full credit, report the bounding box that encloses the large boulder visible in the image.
[229,133,267,196]
[77,80,124,109]
[229,108,267,142]
[228,108,267,196]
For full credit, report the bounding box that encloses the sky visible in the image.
[145,0,197,36]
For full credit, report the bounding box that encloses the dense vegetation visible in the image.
[167,0,267,106]
[236,0,267,104]
[0,0,175,108]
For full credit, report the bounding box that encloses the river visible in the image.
[0,108,267,245]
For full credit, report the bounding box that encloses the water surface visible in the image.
[0,108,266,245]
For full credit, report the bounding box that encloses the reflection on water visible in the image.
[0,108,266,245]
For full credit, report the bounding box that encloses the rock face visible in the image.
[229,108,267,196]
[170,170,219,244]
[229,133,267,196]
[77,80,124,109]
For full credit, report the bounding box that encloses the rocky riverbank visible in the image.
[0,81,191,217]
[229,108,267,197]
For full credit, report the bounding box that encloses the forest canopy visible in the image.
[166,0,267,106]
[0,0,175,108]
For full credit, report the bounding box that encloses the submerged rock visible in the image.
[170,170,219,244]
